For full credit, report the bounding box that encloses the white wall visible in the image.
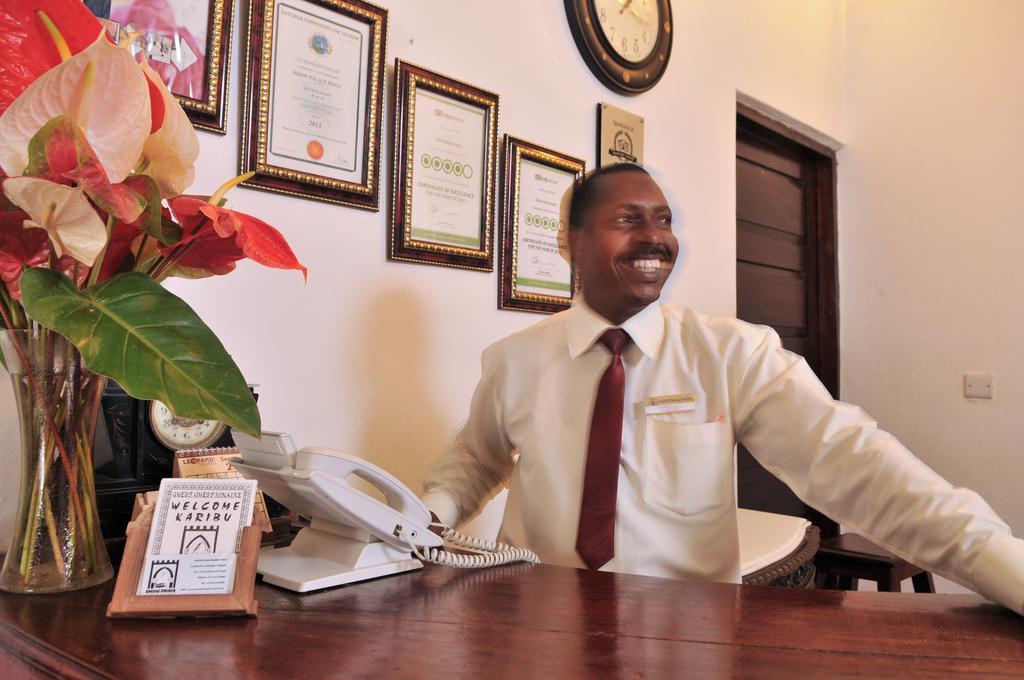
[840,0,1024,536]
[1,1,849,545]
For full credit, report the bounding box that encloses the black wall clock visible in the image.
[564,0,673,95]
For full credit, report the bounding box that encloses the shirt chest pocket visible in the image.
[642,418,734,517]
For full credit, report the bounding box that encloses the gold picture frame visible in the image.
[388,60,499,271]
[499,136,584,314]
[106,0,235,134]
[240,0,388,209]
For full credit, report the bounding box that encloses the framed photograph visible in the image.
[240,0,388,209]
[107,0,234,133]
[388,60,499,271]
[499,136,585,314]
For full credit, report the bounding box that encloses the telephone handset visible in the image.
[232,432,537,592]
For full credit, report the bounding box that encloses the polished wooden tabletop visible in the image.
[0,564,1021,679]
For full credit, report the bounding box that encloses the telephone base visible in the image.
[257,525,422,593]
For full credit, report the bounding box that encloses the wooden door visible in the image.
[735,105,839,537]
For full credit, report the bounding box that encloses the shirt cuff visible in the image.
[970,534,1024,616]
[420,489,460,528]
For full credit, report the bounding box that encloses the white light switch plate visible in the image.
[964,373,994,399]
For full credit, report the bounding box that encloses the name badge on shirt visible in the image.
[643,393,697,415]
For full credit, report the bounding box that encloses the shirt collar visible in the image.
[565,296,664,360]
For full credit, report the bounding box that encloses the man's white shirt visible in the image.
[422,299,1024,615]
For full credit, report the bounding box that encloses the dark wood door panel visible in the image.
[785,337,819,379]
[736,159,805,235]
[736,262,806,330]
[781,335,810,359]
[737,220,805,271]
[737,137,802,179]
[737,105,838,539]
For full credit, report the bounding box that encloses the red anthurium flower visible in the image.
[54,252,89,287]
[164,195,243,275]
[27,117,80,183]
[173,226,243,277]
[96,177,177,283]
[0,209,50,298]
[167,195,307,279]
[223,209,307,279]
[0,0,104,115]
[94,214,147,283]
[27,116,146,224]
[65,156,146,223]
[167,195,208,235]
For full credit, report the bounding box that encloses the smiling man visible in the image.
[568,165,678,325]
[422,164,1024,615]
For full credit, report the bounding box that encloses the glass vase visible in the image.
[0,328,113,593]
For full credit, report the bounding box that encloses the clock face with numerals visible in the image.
[564,0,673,94]
[148,400,228,451]
[593,0,659,63]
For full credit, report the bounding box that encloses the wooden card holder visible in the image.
[107,491,261,618]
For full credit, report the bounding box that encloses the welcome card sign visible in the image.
[137,478,257,596]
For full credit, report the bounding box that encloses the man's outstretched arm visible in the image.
[732,327,1024,615]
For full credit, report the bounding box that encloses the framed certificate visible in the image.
[240,0,388,209]
[107,0,234,133]
[499,136,584,314]
[388,60,499,271]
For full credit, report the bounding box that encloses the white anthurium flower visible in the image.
[3,177,108,266]
[139,62,198,197]
[0,32,150,183]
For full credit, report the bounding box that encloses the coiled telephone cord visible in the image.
[399,525,539,569]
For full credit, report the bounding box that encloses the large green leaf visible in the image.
[20,269,260,437]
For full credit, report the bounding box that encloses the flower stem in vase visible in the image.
[0,327,113,592]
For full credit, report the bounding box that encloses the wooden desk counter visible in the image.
[0,564,1020,679]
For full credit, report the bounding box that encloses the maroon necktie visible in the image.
[576,328,631,570]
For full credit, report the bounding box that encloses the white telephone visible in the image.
[231,432,538,592]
